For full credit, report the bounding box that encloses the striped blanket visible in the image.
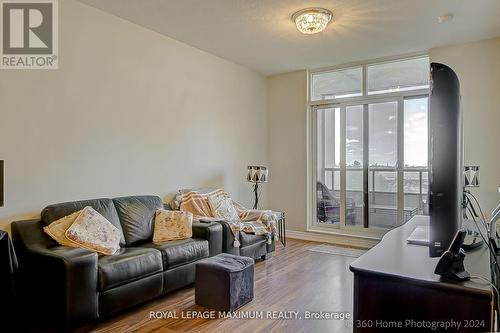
[177,189,279,247]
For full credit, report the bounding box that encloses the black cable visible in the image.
[467,193,500,309]
[468,205,489,246]
[467,205,495,261]
[468,206,500,275]
[466,194,490,238]
[464,206,472,222]
[470,276,500,328]
[465,192,500,328]
[467,195,480,220]
[466,191,488,227]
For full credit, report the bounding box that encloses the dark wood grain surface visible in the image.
[350,215,491,294]
[350,216,494,332]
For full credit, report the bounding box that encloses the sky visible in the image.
[320,97,428,169]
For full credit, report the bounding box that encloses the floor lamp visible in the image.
[463,165,483,249]
[247,166,268,209]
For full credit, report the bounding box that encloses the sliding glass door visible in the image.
[311,56,430,232]
[345,105,364,227]
[316,107,341,225]
[403,97,429,216]
[368,101,398,228]
[314,97,428,230]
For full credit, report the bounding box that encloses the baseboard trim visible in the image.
[286,230,380,249]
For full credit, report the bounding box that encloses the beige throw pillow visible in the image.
[65,206,121,255]
[207,195,240,221]
[154,210,193,243]
[43,210,82,248]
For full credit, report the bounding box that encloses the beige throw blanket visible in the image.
[178,189,279,247]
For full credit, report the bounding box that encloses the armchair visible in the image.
[317,181,356,224]
[175,188,277,260]
[216,220,275,260]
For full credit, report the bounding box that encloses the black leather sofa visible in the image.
[11,195,222,330]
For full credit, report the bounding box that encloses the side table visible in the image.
[276,212,286,247]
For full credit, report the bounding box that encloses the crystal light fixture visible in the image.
[292,8,332,34]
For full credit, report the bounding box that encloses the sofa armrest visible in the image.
[192,222,222,257]
[214,221,240,255]
[11,219,98,329]
[239,209,283,222]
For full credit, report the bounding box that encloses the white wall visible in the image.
[267,38,500,233]
[267,71,308,232]
[0,0,268,230]
[1,1,497,234]
[430,37,500,218]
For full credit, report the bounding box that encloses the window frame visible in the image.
[307,53,430,238]
[310,66,363,101]
[308,53,429,106]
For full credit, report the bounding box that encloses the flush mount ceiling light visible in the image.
[292,7,333,34]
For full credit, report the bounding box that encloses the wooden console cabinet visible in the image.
[350,216,494,332]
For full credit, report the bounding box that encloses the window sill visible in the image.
[308,224,387,239]
[286,225,386,249]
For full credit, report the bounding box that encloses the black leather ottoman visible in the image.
[195,253,254,311]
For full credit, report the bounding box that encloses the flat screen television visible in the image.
[428,62,463,257]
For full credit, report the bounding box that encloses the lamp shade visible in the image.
[464,166,480,187]
[247,166,268,183]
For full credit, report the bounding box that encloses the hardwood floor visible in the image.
[89,239,356,333]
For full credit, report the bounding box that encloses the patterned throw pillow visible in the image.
[207,195,240,222]
[65,206,121,255]
[153,210,193,243]
[43,210,82,248]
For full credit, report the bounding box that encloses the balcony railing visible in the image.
[318,166,429,228]
[322,166,428,195]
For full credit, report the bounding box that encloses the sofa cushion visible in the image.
[113,196,163,246]
[239,232,266,247]
[98,247,162,291]
[41,198,125,246]
[140,238,209,270]
[66,207,121,256]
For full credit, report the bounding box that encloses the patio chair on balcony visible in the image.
[317,181,356,224]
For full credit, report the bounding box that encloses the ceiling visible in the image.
[79,0,500,75]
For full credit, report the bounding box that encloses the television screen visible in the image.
[428,63,463,257]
